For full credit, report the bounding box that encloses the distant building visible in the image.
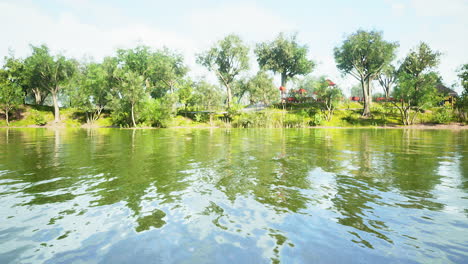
[436,84,458,106]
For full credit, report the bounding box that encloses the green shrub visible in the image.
[29,109,47,126]
[432,107,454,124]
[310,112,324,126]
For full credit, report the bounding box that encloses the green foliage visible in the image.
[28,109,48,126]
[455,64,468,122]
[108,71,147,127]
[393,43,442,125]
[255,33,314,87]
[334,30,398,116]
[196,34,249,109]
[139,97,175,127]
[0,69,24,125]
[24,44,77,121]
[432,107,453,124]
[377,64,397,97]
[190,80,222,111]
[236,71,278,105]
[115,45,188,98]
[313,77,343,121]
[69,59,115,123]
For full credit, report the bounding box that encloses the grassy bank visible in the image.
[0,103,464,129]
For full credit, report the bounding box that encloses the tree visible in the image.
[116,46,188,98]
[191,80,222,111]
[111,71,147,127]
[177,78,194,110]
[245,71,278,105]
[334,30,398,116]
[314,77,343,121]
[455,64,468,121]
[196,34,249,109]
[350,84,364,97]
[392,43,442,125]
[378,64,397,98]
[69,57,117,124]
[151,49,188,96]
[0,69,23,125]
[2,54,30,104]
[255,33,314,89]
[25,45,76,122]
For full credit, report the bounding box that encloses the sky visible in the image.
[0,0,467,94]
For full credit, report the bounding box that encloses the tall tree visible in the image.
[392,42,442,125]
[255,33,314,89]
[196,34,249,109]
[0,69,24,125]
[25,45,76,122]
[334,30,398,116]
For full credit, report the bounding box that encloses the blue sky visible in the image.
[1,0,467,93]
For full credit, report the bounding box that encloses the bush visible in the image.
[29,109,47,126]
[138,98,176,127]
[310,112,324,126]
[432,107,453,124]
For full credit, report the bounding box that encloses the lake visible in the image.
[0,128,467,263]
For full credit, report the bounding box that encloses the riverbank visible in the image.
[2,123,467,130]
[1,104,466,130]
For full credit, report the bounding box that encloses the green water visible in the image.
[0,128,467,263]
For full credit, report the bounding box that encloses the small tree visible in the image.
[196,34,249,109]
[109,71,147,127]
[378,65,397,98]
[314,77,343,121]
[334,30,398,116]
[248,71,278,105]
[392,43,442,125]
[191,80,222,111]
[255,33,314,89]
[0,70,23,125]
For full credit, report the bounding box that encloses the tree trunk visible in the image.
[226,84,232,109]
[281,72,287,87]
[52,91,60,122]
[131,103,136,127]
[33,89,42,105]
[361,79,372,116]
[5,109,9,126]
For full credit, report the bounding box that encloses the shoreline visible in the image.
[0,123,467,130]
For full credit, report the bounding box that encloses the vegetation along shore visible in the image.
[1,31,467,128]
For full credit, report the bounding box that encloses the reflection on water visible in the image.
[0,128,467,263]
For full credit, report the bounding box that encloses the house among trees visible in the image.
[436,83,458,106]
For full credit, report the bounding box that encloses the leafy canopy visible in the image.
[255,33,314,82]
[196,34,249,85]
[334,30,398,80]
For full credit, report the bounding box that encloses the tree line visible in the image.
[0,30,467,126]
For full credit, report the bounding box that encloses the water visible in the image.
[0,128,467,264]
